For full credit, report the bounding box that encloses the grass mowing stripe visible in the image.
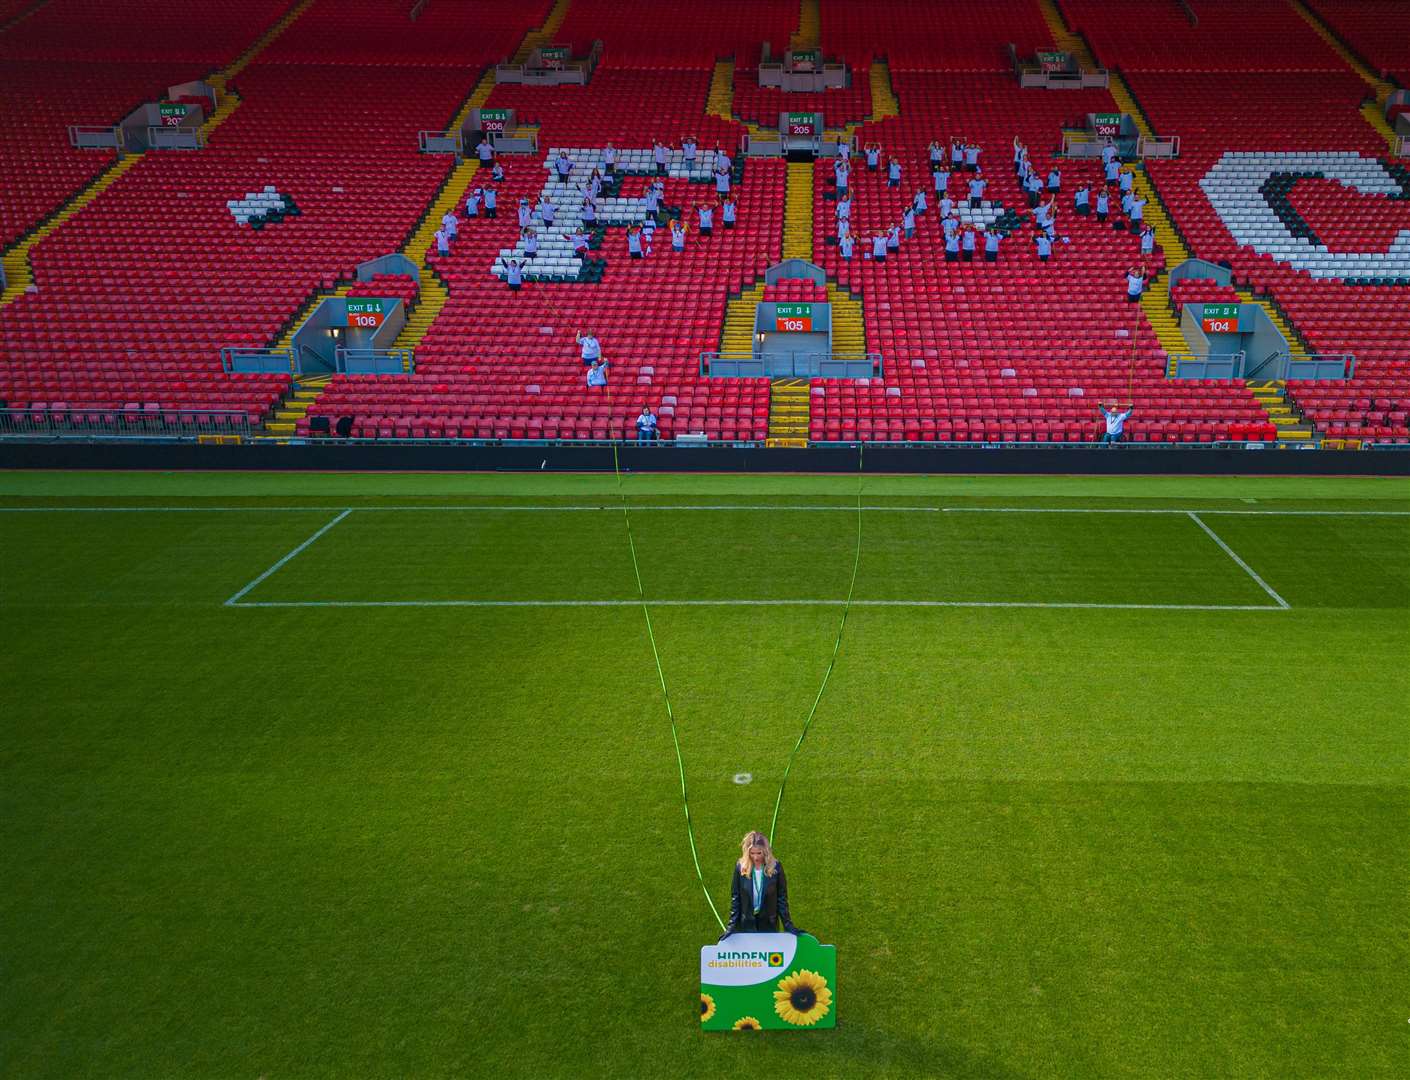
[609,444,725,932]
[222,510,351,605]
[1186,511,1290,609]
[770,447,865,847]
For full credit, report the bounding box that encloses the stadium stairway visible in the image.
[706,60,735,122]
[512,0,572,65]
[1289,0,1399,153]
[0,153,143,307]
[767,378,809,445]
[0,0,49,34]
[720,280,766,355]
[202,0,317,136]
[1247,380,1313,442]
[263,375,330,438]
[791,0,820,51]
[784,162,814,259]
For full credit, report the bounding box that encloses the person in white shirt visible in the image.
[1099,402,1133,444]
[555,151,573,179]
[1034,232,1053,263]
[902,206,916,238]
[697,202,714,235]
[871,233,887,262]
[505,259,523,291]
[1125,263,1147,302]
[441,209,458,239]
[836,217,850,242]
[477,139,494,163]
[714,164,731,195]
[635,406,658,442]
[983,228,1001,262]
[1046,167,1061,193]
[483,186,497,217]
[577,330,602,366]
[968,173,986,208]
[950,138,964,168]
[586,360,608,388]
[570,229,589,256]
[491,161,505,182]
[964,142,981,171]
[627,225,644,259]
[521,229,538,259]
[933,165,950,193]
[834,157,850,193]
[517,198,531,228]
[865,142,881,170]
[434,227,449,256]
[887,157,902,187]
[581,198,597,227]
[1119,168,1134,195]
[836,194,851,223]
[1139,223,1155,255]
[839,233,854,259]
[939,193,954,218]
[682,135,697,167]
[671,219,687,251]
[1128,196,1147,233]
[721,195,737,229]
[538,198,555,227]
[653,140,669,175]
[466,189,482,217]
[716,146,732,171]
[887,223,901,251]
[1102,141,1117,166]
[603,143,617,174]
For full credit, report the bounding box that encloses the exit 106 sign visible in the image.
[775,303,814,332]
[1200,303,1240,334]
[346,299,387,328]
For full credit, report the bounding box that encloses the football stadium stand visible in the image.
[0,0,1406,450]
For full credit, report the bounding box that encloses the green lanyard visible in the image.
[752,868,765,913]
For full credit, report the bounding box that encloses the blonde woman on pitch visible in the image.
[719,831,807,940]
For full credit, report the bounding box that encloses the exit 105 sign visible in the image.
[775,303,814,332]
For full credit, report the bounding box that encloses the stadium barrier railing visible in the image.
[0,407,253,441]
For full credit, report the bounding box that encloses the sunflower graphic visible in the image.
[732,1016,762,1031]
[700,993,716,1023]
[773,969,832,1026]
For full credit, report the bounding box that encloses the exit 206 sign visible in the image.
[775,303,814,332]
[1199,303,1240,334]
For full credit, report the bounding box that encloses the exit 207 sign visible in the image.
[775,303,813,332]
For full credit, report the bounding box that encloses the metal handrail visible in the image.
[146,125,205,150]
[0,406,251,440]
[1245,350,1284,380]
[700,350,883,378]
[336,347,415,374]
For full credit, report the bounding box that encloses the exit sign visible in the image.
[790,49,820,72]
[1093,113,1123,138]
[775,303,814,332]
[787,112,817,136]
[480,108,511,133]
[1200,303,1240,334]
[346,299,387,328]
[159,103,187,127]
[540,46,569,70]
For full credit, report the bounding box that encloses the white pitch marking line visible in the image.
[227,598,1287,611]
[223,509,352,607]
[2,504,1407,515]
[1185,511,1291,609]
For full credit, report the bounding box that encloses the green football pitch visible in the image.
[2,471,1407,1078]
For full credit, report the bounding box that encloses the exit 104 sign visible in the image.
[775,303,814,332]
[1200,303,1240,334]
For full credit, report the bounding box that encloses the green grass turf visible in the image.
[1,473,1407,1078]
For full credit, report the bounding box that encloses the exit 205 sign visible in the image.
[1199,303,1240,334]
[775,303,814,332]
[346,299,387,328]
[787,112,818,136]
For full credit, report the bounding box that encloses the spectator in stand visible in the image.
[477,137,494,164]
[441,208,458,240]
[1099,401,1133,445]
[1095,187,1110,223]
[1128,195,1147,235]
[964,141,981,172]
[491,161,505,183]
[983,227,1001,263]
[865,142,882,171]
[538,197,555,227]
[640,217,655,253]
[1074,183,1091,216]
[505,259,523,291]
[586,360,608,388]
[715,161,731,196]
[1119,168,1134,197]
[626,224,644,259]
[1012,136,1027,173]
[466,188,482,218]
[554,150,573,180]
[950,137,964,169]
[697,201,715,236]
[603,143,617,175]
[837,217,851,244]
[483,186,498,219]
[902,205,917,238]
[836,193,852,225]
[928,140,944,166]
[434,226,450,257]
[569,228,589,257]
[1126,262,1148,302]
[577,330,602,367]
[933,162,951,194]
[887,157,902,187]
[1104,155,1120,185]
[717,143,733,171]
[968,171,987,209]
[1047,166,1061,193]
[521,228,538,260]
[1024,169,1043,207]
[722,195,737,230]
[939,192,955,218]
[671,218,688,251]
[653,139,670,175]
[636,405,658,443]
[1034,231,1053,263]
[1139,223,1156,256]
[833,156,850,193]
[681,134,698,168]
[871,232,888,262]
[517,197,532,228]
[912,189,928,215]
[887,222,902,252]
[1102,141,1118,167]
[961,225,977,261]
[944,227,960,262]
[839,232,855,260]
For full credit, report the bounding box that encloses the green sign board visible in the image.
[479,108,511,133]
[1093,113,1123,137]
[346,298,389,328]
[786,112,818,136]
[540,45,569,69]
[159,103,188,127]
[1200,303,1240,320]
[701,933,836,1031]
[790,49,821,71]
[1037,50,1068,72]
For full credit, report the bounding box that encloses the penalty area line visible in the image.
[223,509,352,607]
[1185,511,1291,609]
[226,597,1289,611]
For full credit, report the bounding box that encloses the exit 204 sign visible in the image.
[1200,303,1240,334]
[775,303,814,332]
[346,299,387,328]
